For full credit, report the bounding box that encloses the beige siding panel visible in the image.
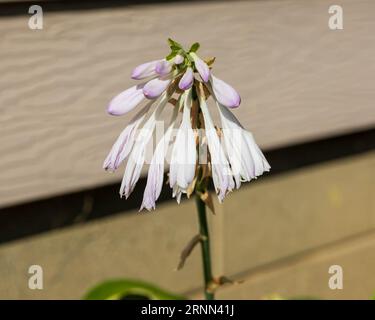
[221,152,375,277]
[0,0,374,206]
[0,152,373,299]
[214,230,375,300]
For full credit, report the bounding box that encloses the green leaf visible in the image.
[168,38,183,50]
[84,279,186,300]
[166,51,178,61]
[170,45,181,52]
[264,293,321,300]
[189,42,200,53]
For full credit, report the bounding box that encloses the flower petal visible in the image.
[143,77,171,99]
[103,102,152,171]
[131,60,160,80]
[107,83,146,116]
[210,75,241,108]
[190,52,210,82]
[244,131,271,177]
[178,67,194,90]
[155,60,172,76]
[174,54,184,65]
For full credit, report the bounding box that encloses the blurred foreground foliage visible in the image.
[85,280,375,300]
[84,279,186,300]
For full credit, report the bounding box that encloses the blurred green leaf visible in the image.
[189,42,200,53]
[166,51,178,61]
[84,279,186,300]
[167,38,183,50]
[263,293,321,300]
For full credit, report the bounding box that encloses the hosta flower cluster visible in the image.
[104,39,270,210]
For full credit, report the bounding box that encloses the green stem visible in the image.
[195,194,215,300]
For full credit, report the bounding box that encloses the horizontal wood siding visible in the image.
[0,0,374,207]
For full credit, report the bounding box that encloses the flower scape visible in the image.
[103,39,270,211]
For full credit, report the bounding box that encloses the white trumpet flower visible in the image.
[169,89,197,203]
[217,102,270,188]
[120,93,170,198]
[103,101,152,171]
[198,90,235,202]
[140,106,179,210]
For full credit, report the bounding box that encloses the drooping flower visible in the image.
[103,102,152,171]
[215,100,270,187]
[143,77,172,99]
[155,60,173,76]
[107,83,146,116]
[131,60,161,80]
[174,54,184,65]
[198,88,235,201]
[169,89,197,203]
[178,67,194,90]
[104,38,270,210]
[190,52,210,82]
[120,92,170,199]
[140,106,179,210]
[210,75,241,108]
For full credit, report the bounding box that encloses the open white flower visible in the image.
[119,92,170,199]
[140,105,179,210]
[103,101,152,171]
[169,89,197,203]
[216,101,270,187]
[197,89,234,201]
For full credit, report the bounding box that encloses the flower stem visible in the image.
[195,194,215,300]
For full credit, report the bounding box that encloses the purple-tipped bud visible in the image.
[155,60,172,76]
[131,60,160,80]
[190,52,210,82]
[210,75,241,108]
[107,84,145,116]
[178,68,194,90]
[143,78,171,99]
[174,54,184,65]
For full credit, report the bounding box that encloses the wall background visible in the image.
[1,0,374,207]
[0,0,374,299]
